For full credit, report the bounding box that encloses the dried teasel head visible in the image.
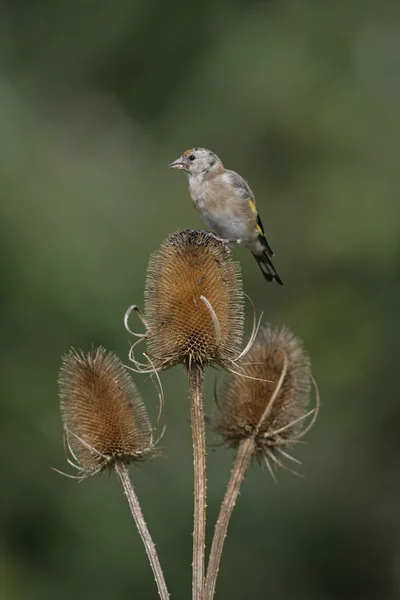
[213,326,319,478]
[58,347,157,479]
[142,229,244,369]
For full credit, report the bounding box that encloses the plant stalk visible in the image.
[115,462,170,600]
[187,361,207,600]
[204,437,255,600]
[205,355,289,599]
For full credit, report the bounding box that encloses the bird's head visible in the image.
[168,148,222,179]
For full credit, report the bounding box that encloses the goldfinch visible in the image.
[169,147,283,285]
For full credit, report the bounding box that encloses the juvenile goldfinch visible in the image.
[169,147,283,285]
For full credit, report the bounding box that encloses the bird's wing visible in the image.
[225,170,255,201]
[225,170,274,257]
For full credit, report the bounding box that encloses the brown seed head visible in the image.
[144,229,244,368]
[214,326,312,456]
[58,347,154,475]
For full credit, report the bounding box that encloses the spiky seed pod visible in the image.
[58,347,154,476]
[214,326,312,457]
[144,229,244,369]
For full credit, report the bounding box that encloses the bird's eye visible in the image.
[189,155,195,161]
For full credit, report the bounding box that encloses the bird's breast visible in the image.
[188,179,203,205]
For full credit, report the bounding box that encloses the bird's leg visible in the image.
[207,232,238,250]
[208,232,232,245]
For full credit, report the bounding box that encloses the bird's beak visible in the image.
[168,156,185,170]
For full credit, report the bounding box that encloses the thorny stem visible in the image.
[204,438,254,600]
[115,462,170,600]
[205,355,289,600]
[187,361,207,600]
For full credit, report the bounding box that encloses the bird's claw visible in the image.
[207,232,239,251]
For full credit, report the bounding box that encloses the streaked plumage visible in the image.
[169,147,283,285]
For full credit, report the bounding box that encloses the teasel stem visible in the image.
[187,361,207,600]
[115,462,170,600]
[204,437,255,600]
[138,230,245,598]
[205,356,288,600]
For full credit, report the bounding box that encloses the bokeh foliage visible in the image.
[1,0,400,598]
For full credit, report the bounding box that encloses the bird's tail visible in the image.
[252,251,283,285]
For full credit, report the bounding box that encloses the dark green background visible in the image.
[1,0,399,598]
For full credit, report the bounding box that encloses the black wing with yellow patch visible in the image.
[248,198,274,257]
[228,170,275,257]
[227,170,281,284]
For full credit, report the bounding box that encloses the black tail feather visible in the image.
[252,252,283,285]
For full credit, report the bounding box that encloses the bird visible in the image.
[168,147,283,285]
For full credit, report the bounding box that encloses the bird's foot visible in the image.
[208,232,239,250]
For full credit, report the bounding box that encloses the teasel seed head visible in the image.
[58,347,156,479]
[213,326,319,477]
[143,229,244,369]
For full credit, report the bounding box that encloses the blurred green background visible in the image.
[1,0,400,598]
